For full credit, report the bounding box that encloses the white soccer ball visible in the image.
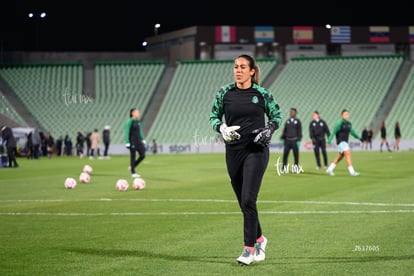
[79,172,90,183]
[133,177,146,190]
[64,177,77,189]
[83,165,93,174]
[116,179,129,191]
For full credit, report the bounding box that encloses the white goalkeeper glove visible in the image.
[219,123,241,142]
[125,143,130,149]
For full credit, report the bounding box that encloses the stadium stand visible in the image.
[0,91,28,127]
[94,60,165,143]
[2,54,414,151]
[0,63,83,139]
[0,61,165,144]
[383,64,414,140]
[145,58,279,144]
[267,54,406,142]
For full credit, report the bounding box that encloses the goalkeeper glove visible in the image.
[125,143,130,149]
[252,122,277,147]
[219,123,241,142]
[296,141,301,149]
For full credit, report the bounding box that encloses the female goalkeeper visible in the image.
[209,54,282,265]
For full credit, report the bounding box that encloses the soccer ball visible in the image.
[133,177,146,190]
[64,177,77,189]
[83,165,93,174]
[116,179,129,191]
[79,172,90,183]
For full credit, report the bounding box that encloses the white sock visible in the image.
[327,163,336,172]
[348,166,355,175]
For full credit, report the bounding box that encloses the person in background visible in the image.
[361,127,369,150]
[31,128,41,159]
[393,121,401,151]
[85,132,92,157]
[151,139,158,154]
[44,132,54,158]
[26,131,33,159]
[89,129,100,159]
[326,109,361,176]
[309,111,330,170]
[209,54,282,265]
[0,136,5,167]
[39,131,46,157]
[280,107,302,172]
[56,136,64,156]
[1,125,19,168]
[367,127,373,150]
[64,135,73,156]
[102,125,111,159]
[76,131,85,158]
[380,120,392,152]
[125,108,146,178]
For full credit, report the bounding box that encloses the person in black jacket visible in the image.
[64,135,72,156]
[76,131,85,158]
[280,108,302,172]
[44,132,55,158]
[361,127,369,150]
[31,128,41,159]
[102,125,111,159]
[309,111,330,170]
[367,127,373,150]
[393,121,401,151]
[1,125,19,168]
[380,120,392,152]
[85,132,92,157]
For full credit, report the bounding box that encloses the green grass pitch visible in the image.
[1,150,413,275]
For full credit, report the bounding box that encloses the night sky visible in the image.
[1,1,412,52]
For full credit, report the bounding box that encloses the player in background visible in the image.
[361,127,369,150]
[210,54,282,265]
[326,109,361,176]
[367,127,373,150]
[380,120,392,152]
[393,121,401,151]
[309,111,330,170]
[280,107,302,172]
[125,108,146,178]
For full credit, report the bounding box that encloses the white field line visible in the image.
[1,210,414,216]
[1,198,414,207]
[1,199,414,216]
